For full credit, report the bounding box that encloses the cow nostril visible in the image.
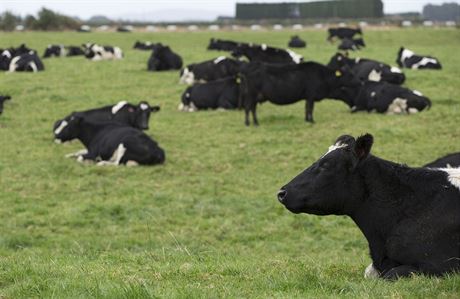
[277,189,287,203]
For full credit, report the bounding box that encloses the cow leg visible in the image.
[382,265,418,280]
[97,143,127,166]
[65,149,88,158]
[251,105,259,126]
[244,106,250,126]
[306,99,315,123]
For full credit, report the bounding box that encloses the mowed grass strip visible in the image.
[0,28,459,298]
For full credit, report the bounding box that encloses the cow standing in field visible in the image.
[338,38,366,51]
[239,61,360,125]
[179,56,243,84]
[83,43,123,61]
[231,44,303,64]
[424,152,460,168]
[278,133,460,279]
[147,44,183,71]
[179,77,240,111]
[288,36,306,48]
[53,115,165,166]
[327,27,362,42]
[0,95,11,115]
[207,38,241,52]
[397,47,442,70]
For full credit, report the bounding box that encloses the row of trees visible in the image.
[0,8,80,31]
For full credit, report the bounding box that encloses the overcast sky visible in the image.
[0,0,456,20]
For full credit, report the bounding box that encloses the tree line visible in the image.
[0,8,80,31]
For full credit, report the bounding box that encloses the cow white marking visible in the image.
[28,61,38,72]
[411,57,438,69]
[371,91,376,97]
[323,141,348,158]
[441,168,460,191]
[355,58,361,63]
[386,98,408,115]
[400,48,415,62]
[213,56,226,64]
[97,143,127,166]
[2,50,12,59]
[54,120,68,135]
[413,90,423,96]
[112,101,128,114]
[368,69,382,82]
[390,66,402,73]
[286,49,302,64]
[179,67,195,85]
[8,56,21,72]
[140,103,149,110]
[261,44,267,50]
[60,45,66,57]
[65,149,88,158]
[364,263,379,278]
[178,103,186,111]
[408,108,419,114]
[188,102,198,112]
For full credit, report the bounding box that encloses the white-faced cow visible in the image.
[397,47,442,70]
[147,44,183,71]
[278,134,460,279]
[83,43,123,61]
[207,38,241,52]
[178,77,240,112]
[288,36,306,48]
[133,41,157,50]
[328,53,405,85]
[53,115,165,166]
[338,38,366,51]
[9,51,44,72]
[425,153,460,168]
[54,101,160,132]
[231,44,303,64]
[0,95,11,115]
[179,56,243,85]
[239,61,360,125]
[327,27,362,42]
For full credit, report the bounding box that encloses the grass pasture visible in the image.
[0,28,459,298]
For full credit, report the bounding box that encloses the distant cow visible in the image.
[133,41,157,50]
[328,53,406,85]
[9,52,44,72]
[327,27,362,42]
[83,43,123,61]
[179,77,240,111]
[231,43,303,64]
[397,47,442,69]
[288,36,306,48]
[55,101,160,131]
[147,44,183,71]
[53,115,165,166]
[239,61,360,125]
[338,38,366,51]
[179,56,243,84]
[0,95,11,115]
[278,133,460,279]
[44,45,84,58]
[207,38,241,51]
[424,152,460,168]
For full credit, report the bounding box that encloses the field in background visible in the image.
[0,29,459,298]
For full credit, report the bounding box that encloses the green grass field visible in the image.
[0,28,459,298]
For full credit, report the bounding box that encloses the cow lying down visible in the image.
[179,56,242,84]
[397,47,442,70]
[179,77,239,112]
[424,152,460,168]
[83,43,123,61]
[0,95,11,115]
[278,134,460,279]
[9,51,44,72]
[53,115,165,166]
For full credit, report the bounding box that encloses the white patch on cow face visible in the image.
[368,69,382,82]
[411,57,439,69]
[413,90,423,96]
[441,168,460,191]
[180,67,195,85]
[8,56,21,72]
[112,101,128,114]
[54,120,68,135]
[390,66,402,73]
[140,103,149,110]
[322,141,348,158]
[261,44,267,50]
[386,98,408,115]
[2,50,12,59]
[401,48,414,61]
[364,263,379,279]
[286,49,302,64]
[213,56,226,64]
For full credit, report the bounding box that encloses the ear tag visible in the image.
[335,70,342,77]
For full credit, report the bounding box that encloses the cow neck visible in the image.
[77,121,109,148]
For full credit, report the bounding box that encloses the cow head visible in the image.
[53,113,83,143]
[179,87,193,111]
[133,41,142,49]
[207,38,217,50]
[327,53,352,70]
[354,38,366,48]
[132,101,160,130]
[278,134,373,215]
[0,95,11,114]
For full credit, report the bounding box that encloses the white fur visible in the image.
[386,98,408,115]
[60,45,66,57]
[65,149,88,158]
[401,48,415,62]
[408,108,419,114]
[413,90,423,96]
[2,50,12,59]
[180,67,195,85]
[140,103,149,110]
[323,141,348,158]
[28,61,38,72]
[364,263,379,278]
[355,57,361,63]
[112,101,128,114]
[188,102,198,112]
[8,56,20,72]
[178,103,186,111]
[213,56,226,64]
[261,44,267,50]
[97,143,126,166]
[368,69,382,82]
[286,49,302,64]
[390,66,402,73]
[54,120,68,135]
[441,168,460,191]
[371,91,376,97]
[411,57,439,69]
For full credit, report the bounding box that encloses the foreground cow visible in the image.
[54,115,165,166]
[424,152,460,168]
[328,53,405,85]
[335,81,431,114]
[83,43,123,61]
[239,62,360,125]
[9,52,44,72]
[179,77,239,111]
[397,47,442,70]
[207,38,241,51]
[327,27,362,42]
[133,41,157,50]
[288,36,306,48]
[43,45,84,58]
[55,101,160,131]
[338,38,365,51]
[278,134,460,279]
[148,44,182,71]
[179,56,242,84]
[0,95,11,115]
[231,44,303,64]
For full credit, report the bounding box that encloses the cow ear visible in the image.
[354,134,373,161]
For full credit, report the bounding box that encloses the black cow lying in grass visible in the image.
[55,101,160,132]
[328,53,405,85]
[338,38,365,51]
[288,35,306,48]
[239,61,360,125]
[231,43,303,64]
[179,57,243,84]
[397,47,442,70]
[133,41,157,50]
[54,115,165,166]
[148,44,183,71]
[278,134,460,279]
[43,45,84,58]
[207,38,241,51]
[0,95,11,115]
[425,152,460,168]
[334,81,431,114]
[327,27,362,42]
[179,77,240,112]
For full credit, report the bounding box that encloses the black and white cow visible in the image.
[133,41,157,50]
[147,44,183,71]
[328,53,405,85]
[239,61,360,125]
[43,45,84,58]
[397,47,442,70]
[179,77,240,111]
[66,46,85,56]
[179,56,243,84]
[327,27,362,42]
[0,44,37,70]
[338,38,366,51]
[424,152,460,168]
[334,81,431,114]
[55,101,160,131]
[278,134,460,279]
[288,35,306,48]
[207,38,241,52]
[9,51,45,72]
[83,43,123,61]
[0,95,11,115]
[231,44,303,64]
[53,115,165,166]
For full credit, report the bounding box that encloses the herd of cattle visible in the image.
[1,27,459,280]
